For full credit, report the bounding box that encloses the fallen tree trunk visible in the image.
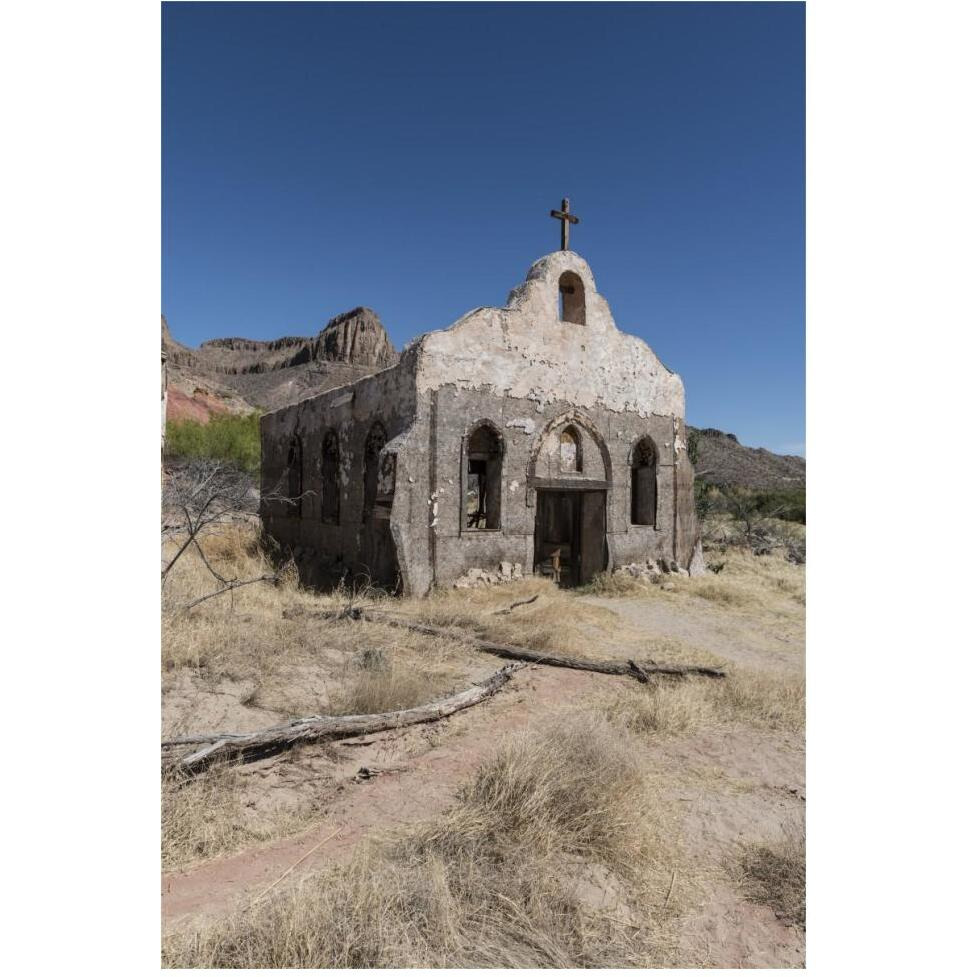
[293,607,726,680]
[163,662,526,773]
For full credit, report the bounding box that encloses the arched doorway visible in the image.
[530,418,608,587]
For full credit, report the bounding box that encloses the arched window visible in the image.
[466,424,502,530]
[558,271,585,325]
[631,437,658,526]
[320,429,340,525]
[362,421,387,524]
[559,426,583,473]
[287,434,303,518]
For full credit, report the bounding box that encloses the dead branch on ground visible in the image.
[162,662,526,773]
[184,574,282,610]
[492,594,540,615]
[286,606,726,681]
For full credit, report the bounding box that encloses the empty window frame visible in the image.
[466,425,502,529]
[630,437,658,526]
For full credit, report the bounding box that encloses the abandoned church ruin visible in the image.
[260,239,700,594]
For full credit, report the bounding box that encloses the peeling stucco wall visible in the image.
[412,251,685,419]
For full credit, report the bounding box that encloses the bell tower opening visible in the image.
[558,271,586,325]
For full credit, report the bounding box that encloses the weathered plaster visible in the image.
[411,251,685,419]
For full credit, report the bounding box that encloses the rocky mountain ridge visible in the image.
[687,426,805,490]
[162,307,398,418]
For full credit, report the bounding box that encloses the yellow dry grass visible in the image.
[390,576,637,660]
[737,826,806,929]
[584,546,805,615]
[162,519,803,911]
[161,766,324,872]
[162,713,683,968]
[601,667,805,737]
[161,523,482,719]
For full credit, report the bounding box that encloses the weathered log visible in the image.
[351,610,726,679]
[163,661,526,772]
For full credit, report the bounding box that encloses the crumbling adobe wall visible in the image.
[259,250,699,594]
[259,347,429,590]
[420,384,688,588]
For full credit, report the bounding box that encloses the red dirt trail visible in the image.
[162,664,592,928]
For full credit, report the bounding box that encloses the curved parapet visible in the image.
[412,251,685,420]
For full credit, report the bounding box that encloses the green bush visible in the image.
[165,412,261,473]
[694,481,805,525]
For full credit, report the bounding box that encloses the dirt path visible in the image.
[582,593,805,676]
[162,663,595,928]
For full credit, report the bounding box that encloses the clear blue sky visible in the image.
[163,2,805,455]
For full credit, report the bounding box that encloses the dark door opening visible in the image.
[533,489,607,587]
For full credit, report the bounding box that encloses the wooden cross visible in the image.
[550,197,579,251]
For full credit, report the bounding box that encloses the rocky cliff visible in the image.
[196,308,397,376]
[163,308,399,418]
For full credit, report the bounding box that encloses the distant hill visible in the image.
[162,308,398,419]
[688,427,805,490]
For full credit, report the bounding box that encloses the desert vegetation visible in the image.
[738,828,806,929]
[161,470,805,967]
[163,715,683,968]
[165,411,262,473]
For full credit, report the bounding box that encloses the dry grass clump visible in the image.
[162,523,484,724]
[162,767,321,871]
[581,571,659,598]
[695,548,805,606]
[163,714,680,968]
[394,578,634,660]
[602,681,718,736]
[161,522,309,679]
[328,651,458,716]
[455,713,654,872]
[738,827,806,928]
[686,577,752,607]
[601,668,805,738]
[583,549,805,615]
[718,669,805,731]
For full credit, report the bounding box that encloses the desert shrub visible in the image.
[166,411,261,473]
[696,482,805,526]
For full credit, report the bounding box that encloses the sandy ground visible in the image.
[162,581,805,967]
